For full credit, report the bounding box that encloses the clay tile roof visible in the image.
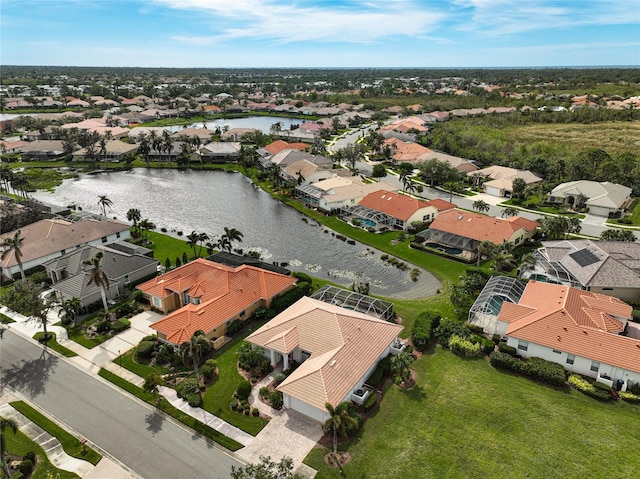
[359,190,431,221]
[247,297,403,409]
[139,258,297,343]
[264,140,307,155]
[502,282,640,373]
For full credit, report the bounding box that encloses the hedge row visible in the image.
[568,374,611,401]
[272,281,311,313]
[411,311,441,352]
[490,352,566,387]
[449,334,482,358]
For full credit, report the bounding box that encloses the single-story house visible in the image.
[221,128,261,142]
[72,140,138,162]
[294,177,397,213]
[346,190,455,231]
[281,159,337,186]
[547,181,632,217]
[44,245,158,308]
[0,139,29,154]
[381,138,431,164]
[272,129,318,143]
[260,149,333,172]
[416,150,478,174]
[20,140,66,161]
[261,140,308,157]
[196,142,241,163]
[467,166,542,198]
[529,240,640,302]
[495,280,639,389]
[377,116,429,136]
[416,209,539,261]
[0,218,131,279]
[246,296,404,422]
[137,258,297,344]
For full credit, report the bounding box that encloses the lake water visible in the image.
[166,116,309,133]
[32,169,440,300]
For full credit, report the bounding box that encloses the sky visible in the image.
[1,0,639,68]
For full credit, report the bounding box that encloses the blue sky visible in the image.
[1,0,639,67]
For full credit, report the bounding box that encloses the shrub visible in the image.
[236,380,252,400]
[252,408,260,417]
[411,310,441,352]
[95,320,112,334]
[176,377,200,399]
[271,282,311,313]
[226,319,245,336]
[292,272,312,283]
[482,338,496,354]
[259,387,269,398]
[594,381,611,391]
[273,372,287,386]
[22,451,35,462]
[466,324,484,334]
[619,391,640,404]
[200,362,217,381]
[112,318,130,333]
[186,393,203,408]
[230,401,238,411]
[19,459,33,476]
[498,343,517,356]
[435,317,469,347]
[449,334,482,358]
[237,342,270,372]
[136,340,156,359]
[492,333,501,344]
[491,352,566,387]
[363,392,377,410]
[270,390,283,409]
[253,307,275,322]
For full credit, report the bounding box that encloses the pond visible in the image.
[32,169,440,299]
[165,116,310,134]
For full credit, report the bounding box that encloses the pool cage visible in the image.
[310,285,395,322]
[468,276,526,329]
[530,249,582,288]
[341,205,395,230]
[415,229,480,253]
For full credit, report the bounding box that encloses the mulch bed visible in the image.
[323,451,351,467]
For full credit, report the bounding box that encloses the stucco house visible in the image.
[345,190,455,231]
[416,209,539,261]
[20,140,66,161]
[246,296,404,422]
[44,245,158,309]
[196,142,241,163]
[467,165,542,198]
[529,240,640,302]
[488,280,639,390]
[137,258,297,344]
[547,181,632,217]
[0,218,131,279]
[294,177,397,213]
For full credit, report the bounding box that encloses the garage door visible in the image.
[485,186,502,197]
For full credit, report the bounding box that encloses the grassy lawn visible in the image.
[33,332,78,357]
[10,401,102,465]
[66,319,125,349]
[117,349,170,378]
[607,199,640,227]
[203,332,269,436]
[305,348,640,479]
[3,424,79,479]
[146,230,196,267]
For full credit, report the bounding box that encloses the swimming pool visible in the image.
[424,242,463,255]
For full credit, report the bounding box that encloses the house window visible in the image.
[239,310,246,318]
[124,275,130,284]
[189,297,200,305]
[515,237,521,244]
[152,296,161,307]
[225,320,231,326]
[101,236,108,243]
[566,354,575,365]
[517,340,528,351]
[591,361,600,373]
[552,349,561,354]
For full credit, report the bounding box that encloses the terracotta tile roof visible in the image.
[139,258,296,344]
[358,190,454,221]
[264,140,307,155]
[501,282,640,373]
[427,209,539,245]
[382,138,430,163]
[247,297,403,409]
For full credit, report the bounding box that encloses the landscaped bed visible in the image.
[304,347,640,478]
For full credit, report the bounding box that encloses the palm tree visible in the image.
[60,296,83,325]
[518,253,537,278]
[1,229,26,281]
[323,402,358,461]
[126,208,142,232]
[472,199,490,214]
[493,250,517,273]
[138,132,151,167]
[197,232,209,257]
[390,351,414,382]
[138,218,156,244]
[0,417,18,478]
[180,330,210,385]
[220,227,243,253]
[97,195,113,217]
[501,206,519,218]
[186,231,199,258]
[476,240,496,269]
[83,252,110,315]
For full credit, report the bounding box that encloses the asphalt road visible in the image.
[1,330,242,479]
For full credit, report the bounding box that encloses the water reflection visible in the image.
[32,169,440,299]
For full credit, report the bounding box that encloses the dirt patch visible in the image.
[324,451,351,467]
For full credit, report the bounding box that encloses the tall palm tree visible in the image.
[476,240,496,269]
[186,231,199,258]
[472,199,490,214]
[83,252,110,315]
[60,296,83,325]
[493,250,517,273]
[220,227,243,253]
[138,218,156,244]
[180,330,210,385]
[97,195,113,217]
[1,229,26,281]
[138,132,151,167]
[0,417,18,478]
[518,253,537,278]
[501,206,519,218]
[197,232,209,257]
[323,402,358,461]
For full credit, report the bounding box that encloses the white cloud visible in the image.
[155,0,447,44]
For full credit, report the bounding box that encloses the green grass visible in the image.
[305,348,640,478]
[607,199,640,227]
[98,368,243,451]
[33,332,78,357]
[3,424,79,479]
[202,332,269,436]
[117,350,170,377]
[10,401,102,465]
[1,312,15,323]
[146,230,196,267]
